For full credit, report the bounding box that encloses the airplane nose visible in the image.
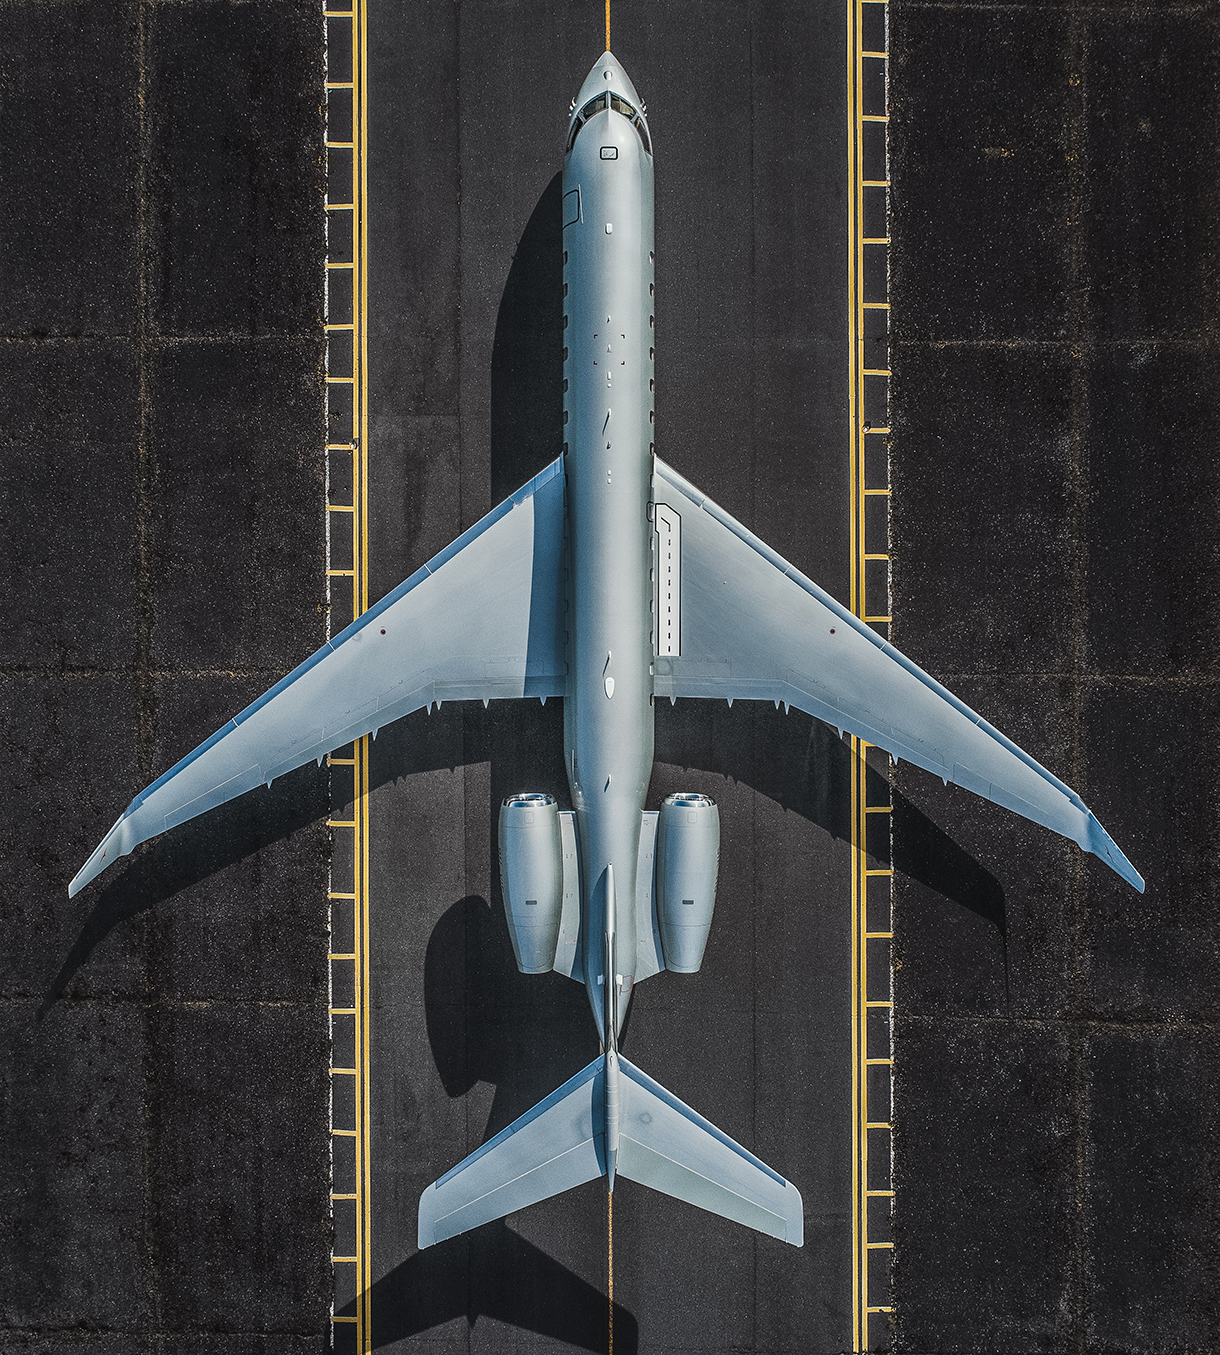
[571,49,645,119]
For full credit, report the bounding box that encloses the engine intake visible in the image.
[498,793,564,973]
[655,792,720,973]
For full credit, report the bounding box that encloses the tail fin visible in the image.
[417,1054,803,1248]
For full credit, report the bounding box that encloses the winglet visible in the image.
[1084,813,1145,894]
[68,808,140,898]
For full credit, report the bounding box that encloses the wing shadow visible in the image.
[40,762,328,1017]
[652,699,1008,943]
[47,168,567,1016]
[48,695,1007,1020]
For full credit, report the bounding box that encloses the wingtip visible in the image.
[1085,812,1144,894]
[68,852,104,899]
[786,1182,805,1248]
[69,811,138,899]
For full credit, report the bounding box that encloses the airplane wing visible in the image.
[70,458,568,897]
[650,458,1143,892]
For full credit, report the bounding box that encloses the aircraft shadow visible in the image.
[423,892,599,1133]
[490,169,565,502]
[651,698,1007,940]
[47,695,1005,1019]
[351,1218,637,1353]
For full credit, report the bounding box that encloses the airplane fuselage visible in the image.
[561,65,656,1039]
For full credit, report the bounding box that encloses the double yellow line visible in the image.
[847,0,894,1349]
[323,0,371,1347]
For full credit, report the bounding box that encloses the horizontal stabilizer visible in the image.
[418,1058,603,1249]
[616,1056,803,1245]
[417,1053,802,1248]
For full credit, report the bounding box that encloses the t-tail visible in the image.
[417,1050,804,1249]
[418,856,802,1250]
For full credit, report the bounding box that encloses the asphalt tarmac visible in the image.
[2,0,332,1348]
[889,4,1219,1349]
[3,0,1217,1353]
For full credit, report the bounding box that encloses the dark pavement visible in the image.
[1,1,1216,1353]
[1,0,332,1350]
[890,2,1219,1351]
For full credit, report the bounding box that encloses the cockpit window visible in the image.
[567,94,607,152]
[567,91,652,157]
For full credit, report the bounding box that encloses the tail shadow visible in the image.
[424,893,597,1137]
[358,1217,637,1352]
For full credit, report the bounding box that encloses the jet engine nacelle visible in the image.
[655,792,720,973]
[498,793,564,974]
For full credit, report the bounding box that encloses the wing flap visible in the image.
[552,811,584,981]
[634,811,665,982]
[71,458,567,897]
[652,458,1143,892]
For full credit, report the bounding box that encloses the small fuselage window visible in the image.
[567,91,652,157]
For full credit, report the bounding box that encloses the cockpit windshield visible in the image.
[567,91,652,156]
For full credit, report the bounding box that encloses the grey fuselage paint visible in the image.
[562,54,656,1043]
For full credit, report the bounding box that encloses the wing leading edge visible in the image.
[70,458,568,898]
[651,457,1143,893]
